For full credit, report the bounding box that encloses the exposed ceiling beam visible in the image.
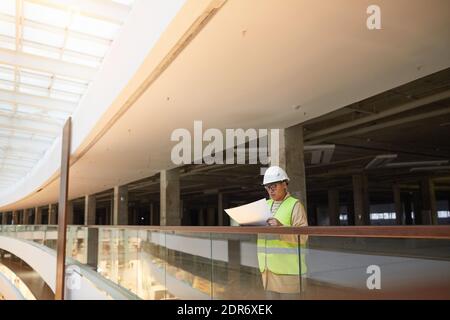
[0,131,53,143]
[0,151,41,162]
[386,160,449,168]
[410,166,450,172]
[0,89,77,111]
[0,158,35,168]
[26,0,131,24]
[0,165,29,173]
[0,173,25,179]
[0,110,65,126]
[0,177,21,182]
[0,47,96,81]
[307,105,450,145]
[305,90,450,142]
[0,138,51,152]
[0,78,81,101]
[0,13,113,45]
[0,116,60,135]
[0,149,40,162]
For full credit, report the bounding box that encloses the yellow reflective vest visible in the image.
[257,196,307,275]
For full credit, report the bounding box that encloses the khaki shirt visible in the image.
[261,193,308,294]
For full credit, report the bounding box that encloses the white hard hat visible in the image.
[263,166,290,185]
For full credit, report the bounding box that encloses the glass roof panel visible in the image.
[19,73,52,88]
[0,0,15,16]
[61,53,101,68]
[47,110,71,121]
[0,40,15,51]
[0,0,135,190]
[52,80,87,95]
[65,36,110,57]
[0,82,14,91]
[0,103,14,112]
[0,20,15,38]
[22,45,60,59]
[112,0,135,6]
[70,15,120,39]
[0,66,14,82]
[23,26,65,48]
[19,85,49,97]
[23,2,71,28]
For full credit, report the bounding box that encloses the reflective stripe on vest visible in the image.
[257,195,307,275]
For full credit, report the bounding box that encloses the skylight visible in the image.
[0,0,135,190]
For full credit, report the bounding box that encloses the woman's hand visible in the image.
[266,218,283,226]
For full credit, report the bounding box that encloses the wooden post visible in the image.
[55,117,71,300]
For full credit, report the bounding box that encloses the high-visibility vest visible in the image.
[257,196,307,275]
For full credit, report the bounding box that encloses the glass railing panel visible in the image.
[303,236,450,299]
[135,230,167,300]
[117,228,139,295]
[2,224,450,300]
[211,232,302,300]
[43,225,58,250]
[66,226,88,264]
[161,231,213,300]
[97,228,115,283]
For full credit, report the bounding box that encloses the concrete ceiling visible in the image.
[1,0,450,211]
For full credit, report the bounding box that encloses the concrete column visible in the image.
[352,174,370,225]
[23,209,31,225]
[113,186,128,225]
[12,211,19,225]
[403,193,413,225]
[420,178,437,225]
[85,195,97,226]
[412,191,421,224]
[227,239,241,290]
[218,193,224,226]
[328,189,340,226]
[48,204,57,225]
[67,201,74,225]
[149,202,154,225]
[274,124,307,210]
[160,169,181,226]
[393,184,403,225]
[206,207,215,226]
[35,207,43,225]
[180,199,184,225]
[307,202,318,226]
[198,208,205,226]
[86,229,99,268]
[347,201,355,226]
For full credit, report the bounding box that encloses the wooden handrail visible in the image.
[3,225,450,239]
[76,225,450,239]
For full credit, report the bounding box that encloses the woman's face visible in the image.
[265,181,287,201]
